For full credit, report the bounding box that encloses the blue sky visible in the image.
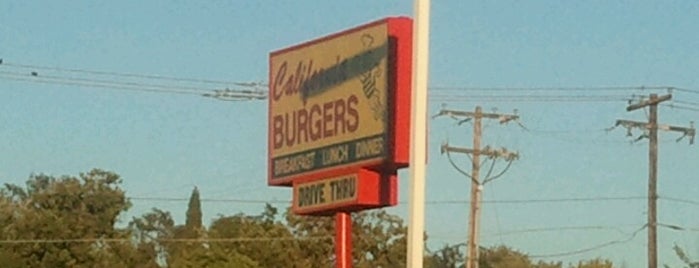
[2,1,699,267]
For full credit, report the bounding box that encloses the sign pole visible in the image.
[335,212,352,268]
[407,0,430,267]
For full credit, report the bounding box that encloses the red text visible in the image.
[273,95,359,150]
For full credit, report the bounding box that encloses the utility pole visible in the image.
[469,106,482,268]
[435,106,520,268]
[614,93,695,268]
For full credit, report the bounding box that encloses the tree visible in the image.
[208,204,303,267]
[665,244,699,268]
[185,186,203,233]
[168,245,260,268]
[350,210,409,267]
[285,208,421,267]
[167,186,206,265]
[572,258,613,268]
[0,173,622,267]
[128,208,177,267]
[479,245,540,268]
[424,243,465,268]
[0,169,140,268]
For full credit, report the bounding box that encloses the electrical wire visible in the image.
[0,70,213,94]
[481,159,514,185]
[672,87,699,95]
[444,147,476,183]
[660,196,699,206]
[484,224,641,237]
[429,94,632,103]
[480,196,646,204]
[0,61,677,93]
[0,61,249,86]
[673,100,699,107]
[429,86,670,92]
[2,73,642,103]
[127,195,647,205]
[129,197,289,204]
[3,60,696,103]
[0,71,267,100]
[6,65,691,105]
[486,188,505,245]
[662,104,699,112]
[482,157,498,183]
[529,224,647,258]
[430,224,639,241]
[0,73,202,96]
[0,236,333,245]
[521,128,611,134]
[658,223,699,232]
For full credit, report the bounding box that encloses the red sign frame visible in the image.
[268,17,413,187]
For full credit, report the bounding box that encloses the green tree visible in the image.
[350,210,409,267]
[284,208,335,267]
[209,204,302,267]
[572,258,613,268]
[665,244,699,268]
[185,186,203,233]
[128,208,177,267]
[169,245,260,268]
[424,243,465,268]
[0,169,143,268]
[479,245,540,268]
[167,186,207,265]
[285,208,424,267]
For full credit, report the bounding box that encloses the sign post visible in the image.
[407,1,430,267]
[335,212,352,268]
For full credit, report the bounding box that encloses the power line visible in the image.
[3,63,692,105]
[0,74,202,96]
[662,103,699,112]
[1,74,645,103]
[4,59,697,100]
[480,196,645,204]
[429,224,641,241]
[658,223,699,232]
[660,196,699,206]
[129,197,288,204]
[0,60,250,86]
[0,236,333,245]
[484,224,642,237]
[672,87,699,95]
[1,73,639,103]
[5,60,692,96]
[529,224,647,259]
[429,86,671,92]
[673,100,699,107]
[128,195,647,205]
[0,70,210,95]
[0,71,267,100]
[520,127,610,134]
[430,95,632,103]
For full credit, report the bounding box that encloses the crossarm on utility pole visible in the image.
[433,108,519,124]
[441,144,519,161]
[616,119,648,129]
[615,119,696,144]
[626,94,672,111]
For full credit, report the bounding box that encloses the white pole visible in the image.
[407,0,430,267]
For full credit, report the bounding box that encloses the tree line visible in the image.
[0,169,691,267]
